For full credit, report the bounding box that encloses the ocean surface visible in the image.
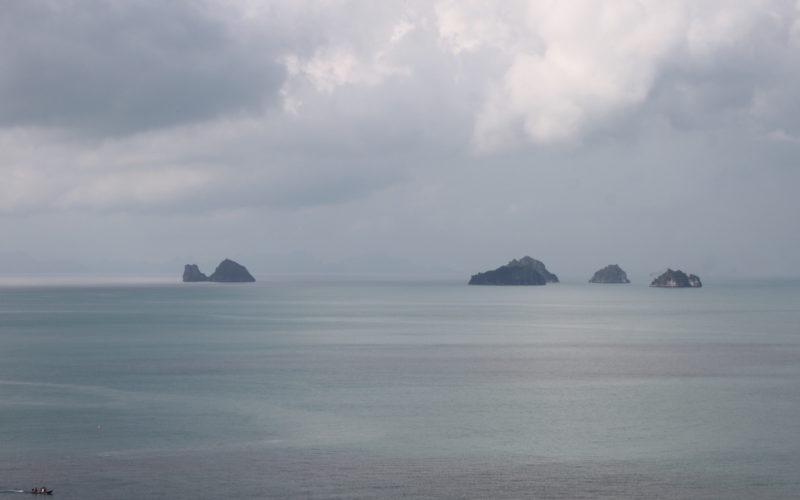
[1,278,799,499]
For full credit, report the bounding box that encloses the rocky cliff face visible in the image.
[468,266,546,285]
[182,259,255,283]
[589,264,630,284]
[650,269,702,288]
[208,259,256,283]
[182,264,209,282]
[510,256,559,283]
[469,256,557,285]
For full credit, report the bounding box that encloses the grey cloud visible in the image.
[2,1,800,279]
[0,1,284,135]
[641,5,800,138]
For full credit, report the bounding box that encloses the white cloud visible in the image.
[291,47,361,93]
[461,1,686,149]
[685,3,754,57]
[435,0,519,54]
[276,6,421,112]
[2,0,800,219]
[390,19,416,44]
[435,0,795,151]
[279,42,411,114]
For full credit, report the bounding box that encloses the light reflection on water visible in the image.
[1,280,799,498]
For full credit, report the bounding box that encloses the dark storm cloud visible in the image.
[0,0,284,135]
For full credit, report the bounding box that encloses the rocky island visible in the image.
[182,259,256,283]
[589,264,630,284]
[469,256,558,285]
[650,269,701,288]
[182,264,208,282]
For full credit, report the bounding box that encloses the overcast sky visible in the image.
[2,0,800,281]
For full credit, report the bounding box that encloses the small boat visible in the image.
[29,488,53,495]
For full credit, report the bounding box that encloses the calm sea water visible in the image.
[1,279,799,498]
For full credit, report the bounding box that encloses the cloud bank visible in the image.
[2,1,799,277]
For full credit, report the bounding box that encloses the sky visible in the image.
[2,0,800,282]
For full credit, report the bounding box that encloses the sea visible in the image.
[1,278,799,499]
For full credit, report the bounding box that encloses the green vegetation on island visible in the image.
[589,264,630,284]
[649,269,701,288]
[469,256,558,285]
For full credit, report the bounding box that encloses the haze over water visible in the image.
[3,2,800,498]
[2,279,799,498]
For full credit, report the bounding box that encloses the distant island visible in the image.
[469,256,558,285]
[182,259,256,283]
[589,264,630,284]
[650,269,701,288]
